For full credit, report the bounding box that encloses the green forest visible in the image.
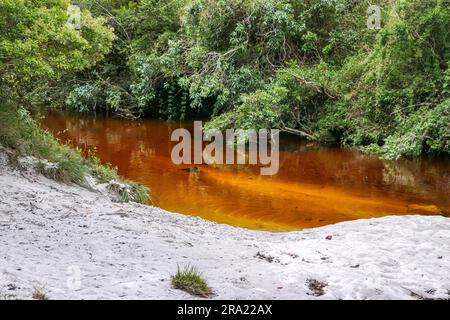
[1,0,449,162]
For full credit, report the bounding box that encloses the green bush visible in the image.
[205,0,450,159]
[368,100,450,160]
[17,0,449,160]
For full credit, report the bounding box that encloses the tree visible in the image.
[0,0,115,104]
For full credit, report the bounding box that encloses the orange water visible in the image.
[41,111,450,231]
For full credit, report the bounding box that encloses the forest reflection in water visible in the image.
[41,111,450,230]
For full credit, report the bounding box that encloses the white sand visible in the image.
[0,150,449,300]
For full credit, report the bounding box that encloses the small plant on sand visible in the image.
[32,287,49,300]
[107,179,150,204]
[171,265,212,298]
[306,279,328,297]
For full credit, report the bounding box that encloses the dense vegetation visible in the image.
[0,0,148,202]
[1,0,449,160]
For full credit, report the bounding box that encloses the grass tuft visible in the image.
[171,265,213,298]
[107,179,150,203]
[32,287,49,300]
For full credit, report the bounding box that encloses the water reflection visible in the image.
[41,111,449,230]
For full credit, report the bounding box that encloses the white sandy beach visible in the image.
[0,149,449,300]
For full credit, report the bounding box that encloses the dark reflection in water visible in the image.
[40,110,449,230]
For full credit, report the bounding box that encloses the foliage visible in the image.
[364,100,450,160]
[4,0,448,160]
[206,84,289,131]
[57,0,187,118]
[316,0,450,158]
[204,0,450,158]
[0,0,115,102]
[0,0,151,202]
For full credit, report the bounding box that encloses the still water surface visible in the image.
[41,111,449,230]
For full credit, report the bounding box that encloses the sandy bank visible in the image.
[0,150,449,300]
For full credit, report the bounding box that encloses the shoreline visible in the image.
[0,151,449,300]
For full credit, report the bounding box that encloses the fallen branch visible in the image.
[281,127,315,140]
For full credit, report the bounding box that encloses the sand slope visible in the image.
[0,151,449,300]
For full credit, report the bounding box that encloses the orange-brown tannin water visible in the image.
[41,111,450,231]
